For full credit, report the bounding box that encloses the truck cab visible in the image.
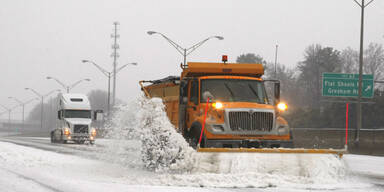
[50,93,99,144]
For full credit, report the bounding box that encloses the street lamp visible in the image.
[147,31,224,68]
[0,104,12,130]
[46,76,91,93]
[8,97,38,131]
[82,59,137,115]
[25,88,61,131]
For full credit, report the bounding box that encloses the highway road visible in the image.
[0,135,383,192]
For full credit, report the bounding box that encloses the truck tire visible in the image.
[50,132,55,143]
[189,125,206,149]
[60,132,67,144]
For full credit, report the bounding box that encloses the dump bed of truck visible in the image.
[142,76,180,127]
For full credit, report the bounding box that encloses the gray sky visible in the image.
[0,0,383,119]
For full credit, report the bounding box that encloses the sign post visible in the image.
[322,72,374,145]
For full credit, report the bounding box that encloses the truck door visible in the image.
[186,79,199,129]
[178,80,188,135]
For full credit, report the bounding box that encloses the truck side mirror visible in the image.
[57,111,61,120]
[179,80,188,104]
[94,110,104,121]
[274,82,280,104]
[202,91,214,102]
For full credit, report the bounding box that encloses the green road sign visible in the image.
[322,73,374,98]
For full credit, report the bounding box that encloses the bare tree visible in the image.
[341,47,359,73]
[363,43,384,80]
[236,53,267,65]
[297,44,342,108]
[87,89,108,113]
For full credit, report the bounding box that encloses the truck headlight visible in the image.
[277,102,288,111]
[212,102,223,109]
[277,124,289,135]
[64,128,71,136]
[91,128,97,137]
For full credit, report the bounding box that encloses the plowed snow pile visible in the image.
[103,96,348,188]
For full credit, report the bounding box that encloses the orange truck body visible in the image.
[140,62,292,148]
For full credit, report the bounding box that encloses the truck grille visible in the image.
[74,125,89,133]
[228,111,274,131]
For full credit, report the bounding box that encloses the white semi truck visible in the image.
[50,93,101,144]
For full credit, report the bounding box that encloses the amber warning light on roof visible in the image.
[222,55,228,63]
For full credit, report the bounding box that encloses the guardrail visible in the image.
[292,128,384,156]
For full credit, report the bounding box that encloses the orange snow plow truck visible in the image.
[140,60,346,156]
[140,61,292,148]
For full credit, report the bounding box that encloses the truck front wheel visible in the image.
[50,132,55,143]
[60,132,67,144]
[189,125,206,149]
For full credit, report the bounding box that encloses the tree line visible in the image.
[25,42,384,130]
[237,42,384,129]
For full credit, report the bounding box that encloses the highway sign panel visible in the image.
[322,73,374,98]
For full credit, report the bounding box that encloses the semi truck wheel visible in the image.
[60,132,67,144]
[50,132,55,143]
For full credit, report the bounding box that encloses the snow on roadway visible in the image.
[0,96,383,191]
[0,140,383,192]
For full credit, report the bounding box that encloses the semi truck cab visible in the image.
[50,93,100,144]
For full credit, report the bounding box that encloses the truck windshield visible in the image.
[200,79,268,104]
[64,110,91,118]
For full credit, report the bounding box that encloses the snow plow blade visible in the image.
[197,147,347,158]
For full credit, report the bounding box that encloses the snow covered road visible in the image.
[0,136,383,192]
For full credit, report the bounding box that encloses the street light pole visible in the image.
[46,76,91,93]
[353,0,374,143]
[8,97,23,131]
[25,88,60,131]
[147,31,224,68]
[8,97,39,131]
[0,104,12,132]
[274,44,278,79]
[82,60,137,116]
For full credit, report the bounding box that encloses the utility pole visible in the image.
[353,0,374,143]
[274,44,278,79]
[111,22,120,107]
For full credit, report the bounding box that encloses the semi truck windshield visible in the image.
[64,110,91,118]
[200,79,268,104]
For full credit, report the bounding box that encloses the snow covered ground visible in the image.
[0,97,383,191]
[0,139,383,192]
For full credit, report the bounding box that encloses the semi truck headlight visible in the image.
[91,128,97,137]
[64,128,71,135]
[212,102,223,109]
[277,102,288,111]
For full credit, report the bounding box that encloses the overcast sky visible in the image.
[0,0,383,120]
